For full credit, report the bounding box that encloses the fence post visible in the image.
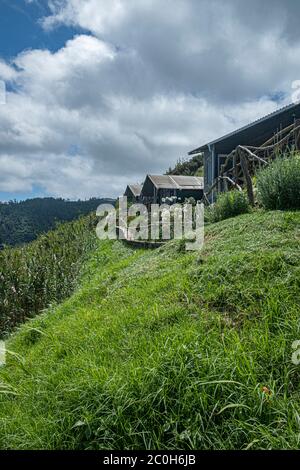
[296,129,300,151]
[239,149,255,206]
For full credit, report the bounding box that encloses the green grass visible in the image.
[1,210,300,449]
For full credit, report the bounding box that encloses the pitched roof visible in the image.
[147,175,204,190]
[189,101,300,155]
[126,184,142,197]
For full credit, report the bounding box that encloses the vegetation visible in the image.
[0,197,114,247]
[206,190,250,223]
[256,153,300,210]
[1,211,300,449]
[166,154,203,176]
[0,214,97,337]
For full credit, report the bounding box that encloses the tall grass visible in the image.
[0,214,97,337]
[1,211,300,449]
[257,153,300,210]
[207,190,250,223]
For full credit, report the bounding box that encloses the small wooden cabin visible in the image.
[189,101,300,202]
[124,184,142,203]
[140,175,204,205]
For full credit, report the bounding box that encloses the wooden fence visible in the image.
[204,119,300,206]
[117,225,165,249]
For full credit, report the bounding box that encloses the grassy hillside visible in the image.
[1,210,300,450]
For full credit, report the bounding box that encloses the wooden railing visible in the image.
[204,119,300,205]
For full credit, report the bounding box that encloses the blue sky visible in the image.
[0,0,83,200]
[0,0,299,202]
[0,0,81,58]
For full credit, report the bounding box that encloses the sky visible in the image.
[0,0,300,201]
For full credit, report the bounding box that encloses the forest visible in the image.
[0,197,115,248]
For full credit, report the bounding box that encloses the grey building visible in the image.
[189,101,300,202]
[124,184,142,203]
[140,175,204,205]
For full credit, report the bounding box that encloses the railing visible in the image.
[204,119,300,206]
[116,225,165,249]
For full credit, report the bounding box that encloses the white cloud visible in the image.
[0,60,17,81]
[43,0,128,33]
[1,0,300,199]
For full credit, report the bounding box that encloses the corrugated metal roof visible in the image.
[189,101,300,155]
[148,175,176,189]
[148,175,203,190]
[171,175,204,189]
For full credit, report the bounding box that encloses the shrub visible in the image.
[257,153,300,210]
[207,190,250,223]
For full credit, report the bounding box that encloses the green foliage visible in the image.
[257,153,300,210]
[0,214,97,337]
[1,211,300,449]
[0,197,114,247]
[184,197,197,206]
[166,154,203,176]
[206,190,250,223]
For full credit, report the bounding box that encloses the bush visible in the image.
[207,190,250,223]
[257,154,300,210]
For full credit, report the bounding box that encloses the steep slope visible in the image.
[1,210,300,450]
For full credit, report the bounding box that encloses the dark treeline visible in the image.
[0,197,115,247]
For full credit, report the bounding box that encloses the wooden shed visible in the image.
[189,101,300,202]
[124,184,142,203]
[140,175,204,205]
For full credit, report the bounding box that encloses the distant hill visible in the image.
[0,197,115,247]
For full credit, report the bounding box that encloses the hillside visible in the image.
[166,154,203,176]
[1,210,300,449]
[0,197,114,247]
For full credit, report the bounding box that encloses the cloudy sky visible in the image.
[0,0,300,200]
